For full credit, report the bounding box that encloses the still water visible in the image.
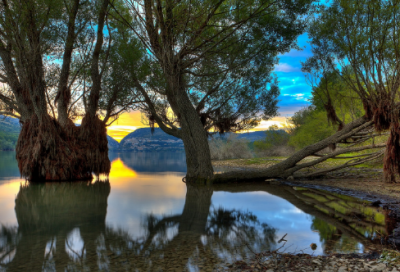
[0,151,390,271]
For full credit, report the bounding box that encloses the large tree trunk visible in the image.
[10,0,111,182]
[172,81,214,181]
[16,114,110,181]
[180,112,214,181]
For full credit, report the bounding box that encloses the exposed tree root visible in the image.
[16,114,110,181]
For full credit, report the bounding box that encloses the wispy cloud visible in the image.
[274,63,301,73]
[282,93,309,101]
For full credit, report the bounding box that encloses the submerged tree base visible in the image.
[16,114,110,181]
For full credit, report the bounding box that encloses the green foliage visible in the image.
[310,72,365,123]
[0,117,20,151]
[254,125,290,151]
[287,71,366,150]
[304,0,400,123]
[288,109,336,149]
[118,0,314,133]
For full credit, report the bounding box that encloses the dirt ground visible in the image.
[212,156,400,202]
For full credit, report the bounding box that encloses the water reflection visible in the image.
[114,151,187,173]
[0,180,390,272]
[212,184,389,254]
[0,182,276,271]
[0,152,20,182]
[0,151,393,272]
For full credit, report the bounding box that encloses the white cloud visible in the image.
[280,93,310,101]
[274,63,301,73]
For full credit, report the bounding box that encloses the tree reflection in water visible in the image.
[213,184,389,255]
[0,182,276,271]
[0,182,390,271]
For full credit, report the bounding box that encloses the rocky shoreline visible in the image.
[218,251,400,272]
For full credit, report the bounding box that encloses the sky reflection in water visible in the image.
[0,151,389,271]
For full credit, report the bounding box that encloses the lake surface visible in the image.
[0,151,390,271]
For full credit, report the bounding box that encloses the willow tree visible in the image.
[303,0,400,183]
[0,0,140,181]
[112,0,313,180]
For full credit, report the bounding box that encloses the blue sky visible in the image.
[274,33,312,117]
[254,34,313,130]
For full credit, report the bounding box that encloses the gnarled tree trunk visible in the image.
[16,114,110,181]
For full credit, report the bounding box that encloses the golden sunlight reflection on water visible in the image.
[109,158,137,178]
[107,156,186,199]
[0,179,24,225]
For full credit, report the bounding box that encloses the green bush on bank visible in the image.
[288,110,337,150]
[253,125,294,156]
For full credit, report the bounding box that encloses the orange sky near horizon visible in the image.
[107,111,288,142]
[106,111,145,141]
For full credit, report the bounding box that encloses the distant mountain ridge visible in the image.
[213,131,267,142]
[116,128,269,151]
[0,115,271,152]
[107,136,119,151]
[119,128,184,151]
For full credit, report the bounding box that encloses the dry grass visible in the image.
[209,134,253,160]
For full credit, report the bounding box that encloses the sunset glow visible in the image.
[106,111,143,141]
[106,112,288,141]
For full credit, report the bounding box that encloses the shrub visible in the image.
[288,110,337,150]
[209,134,253,160]
[254,126,294,156]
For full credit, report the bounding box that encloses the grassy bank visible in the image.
[211,154,400,201]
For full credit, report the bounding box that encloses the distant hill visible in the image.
[0,116,20,150]
[118,128,271,151]
[119,128,184,151]
[0,115,273,152]
[107,135,119,150]
[0,151,21,180]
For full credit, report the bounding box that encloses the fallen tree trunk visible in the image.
[211,116,383,183]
